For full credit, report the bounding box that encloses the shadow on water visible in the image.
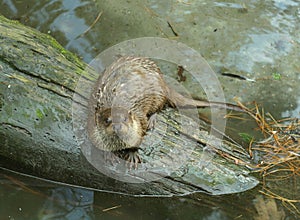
[0,167,261,220]
[0,0,299,219]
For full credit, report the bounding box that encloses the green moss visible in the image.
[0,15,86,78]
[238,132,253,143]
[36,109,44,119]
[272,72,281,80]
[0,93,4,110]
[0,15,20,25]
[43,36,85,71]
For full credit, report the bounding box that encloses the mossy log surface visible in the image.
[0,15,258,196]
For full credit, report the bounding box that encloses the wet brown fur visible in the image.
[89,56,242,153]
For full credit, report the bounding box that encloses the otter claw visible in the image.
[125,151,141,170]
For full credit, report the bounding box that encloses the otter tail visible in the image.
[167,88,244,112]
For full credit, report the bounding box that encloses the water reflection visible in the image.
[273,0,298,10]
[0,169,258,219]
[0,169,94,219]
[40,187,94,219]
[1,168,294,219]
[282,97,300,118]
[2,0,18,15]
[1,0,98,62]
[228,33,293,72]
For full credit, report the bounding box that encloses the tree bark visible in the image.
[0,15,258,196]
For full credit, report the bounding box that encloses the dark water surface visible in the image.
[0,0,299,219]
[0,168,260,220]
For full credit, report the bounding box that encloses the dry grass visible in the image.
[235,101,300,215]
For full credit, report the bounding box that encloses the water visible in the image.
[1,168,260,220]
[0,0,299,219]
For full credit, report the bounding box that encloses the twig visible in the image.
[167,20,179,36]
[77,11,103,39]
[260,188,300,215]
[102,205,122,212]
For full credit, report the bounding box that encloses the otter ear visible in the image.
[128,110,132,116]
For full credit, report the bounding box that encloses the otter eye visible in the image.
[105,117,112,125]
[123,116,128,122]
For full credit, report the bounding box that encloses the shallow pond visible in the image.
[0,0,299,219]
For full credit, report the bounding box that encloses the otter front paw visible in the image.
[119,148,141,169]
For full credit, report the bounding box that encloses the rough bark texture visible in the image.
[0,15,258,196]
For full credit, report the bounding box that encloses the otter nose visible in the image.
[112,124,122,132]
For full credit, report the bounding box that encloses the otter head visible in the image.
[94,107,143,150]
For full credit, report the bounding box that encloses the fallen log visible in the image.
[0,15,258,196]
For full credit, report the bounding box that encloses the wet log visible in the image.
[0,15,258,196]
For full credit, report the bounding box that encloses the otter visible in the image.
[89,56,243,167]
